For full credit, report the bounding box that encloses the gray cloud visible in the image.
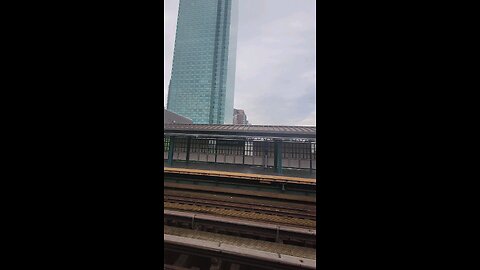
[164,0,316,126]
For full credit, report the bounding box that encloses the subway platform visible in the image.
[164,161,316,179]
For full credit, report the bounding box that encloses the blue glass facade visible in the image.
[167,0,238,124]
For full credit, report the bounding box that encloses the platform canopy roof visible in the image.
[164,124,316,140]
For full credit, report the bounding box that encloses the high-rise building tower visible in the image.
[233,109,249,125]
[167,0,238,124]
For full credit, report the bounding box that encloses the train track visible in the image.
[165,209,316,248]
[163,169,317,269]
[164,189,316,228]
[164,169,316,200]
[165,201,316,228]
[164,190,315,221]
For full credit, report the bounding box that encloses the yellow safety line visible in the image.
[164,167,316,185]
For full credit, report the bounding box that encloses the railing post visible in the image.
[168,136,175,166]
[242,139,246,165]
[186,137,191,163]
[274,140,283,174]
[310,141,313,173]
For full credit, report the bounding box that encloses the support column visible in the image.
[214,139,218,163]
[242,139,246,165]
[174,254,189,267]
[310,141,313,173]
[186,137,191,163]
[230,264,240,270]
[274,140,283,174]
[167,136,175,166]
[263,141,268,169]
[210,258,222,270]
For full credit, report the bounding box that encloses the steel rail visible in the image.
[164,182,316,203]
[164,209,316,246]
[164,189,315,210]
[164,194,315,220]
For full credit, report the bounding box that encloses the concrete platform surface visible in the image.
[164,161,316,179]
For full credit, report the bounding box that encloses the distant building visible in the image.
[233,109,249,125]
[166,0,239,124]
[164,108,193,124]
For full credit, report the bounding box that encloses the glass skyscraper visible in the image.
[167,0,238,124]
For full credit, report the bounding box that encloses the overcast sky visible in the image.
[164,0,316,126]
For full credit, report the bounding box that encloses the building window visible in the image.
[164,137,170,152]
[245,141,253,156]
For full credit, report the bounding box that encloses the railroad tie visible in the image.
[164,202,316,228]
